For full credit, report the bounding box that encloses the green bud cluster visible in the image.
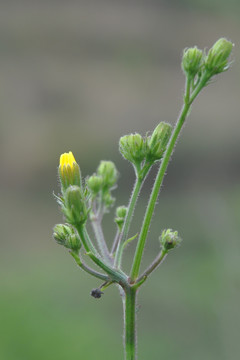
[119,122,173,169]
[53,224,81,253]
[115,205,128,229]
[87,161,118,210]
[62,185,88,226]
[182,38,233,81]
[160,229,181,252]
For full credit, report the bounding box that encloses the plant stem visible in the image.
[136,250,167,283]
[70,251,109,281]
[130,76,196,281]
[115,165,151,268]
[90,213,112,264]
[123,286,137,360]
[75,224,98,255]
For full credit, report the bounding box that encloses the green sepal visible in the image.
[59,162,81,194]
[146,122,172,162]
[119,133,146,168]
[62,185,88,226]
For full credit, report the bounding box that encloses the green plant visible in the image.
[53,38,233,360]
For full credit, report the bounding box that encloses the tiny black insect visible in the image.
[91,288,104,299]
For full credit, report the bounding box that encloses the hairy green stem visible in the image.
[70,251,109,281]
[123,286,137,360]
[87,252,128,284]
[130,73,208,281]
[75,224,98,255]
[115,165,151,268]
[136,250,167,283]
[130,105,189,280]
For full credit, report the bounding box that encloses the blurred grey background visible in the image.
[0,1,240,359]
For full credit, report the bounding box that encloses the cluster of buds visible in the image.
[182,38,233,80]
[119,122,173,170]
[53,223,81,253]
[53,152,89,251]
[87,160,118,209]
[58,152,88,226]
[160,229,181,252]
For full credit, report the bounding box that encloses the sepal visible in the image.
[62,185,88,225]
[146,122,172,161]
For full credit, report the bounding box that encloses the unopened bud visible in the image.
[53,224,81,252]
[160,229,181,252]
[146,122,172,161]
[182,46,203,77]
[205,38,233,75]
[115,205,128,229]
[97,161,118,188]
[119,133,146,166]
[103,191,115,208]
[63,185,88,225]
[58,151,81,193]
[87,175,103,195]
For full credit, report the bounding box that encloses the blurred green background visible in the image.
[1,1,240,359]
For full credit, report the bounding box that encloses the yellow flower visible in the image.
[59,151,76,175]
[58,151,81,192]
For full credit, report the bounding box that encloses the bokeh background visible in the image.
[1,1,240,359]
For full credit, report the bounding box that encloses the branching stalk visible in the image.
[136,250,167,284]
[70,251,109,281]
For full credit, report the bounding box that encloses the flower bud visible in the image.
[119,133,146,166]
[205,38,233,75]
[59,151,81,193]
[182,46,203,77]
[53,224,72,245]
[146,122,172,161]
[97,161,118,188]
[103,191,115,208]
[115,205,128,229]
[63,185,88,225]
[87,174,103,195]
[160,229,181,252]
[53,224,81,252]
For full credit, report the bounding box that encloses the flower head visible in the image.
[58,151,81,193]
[60,151,76,174]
